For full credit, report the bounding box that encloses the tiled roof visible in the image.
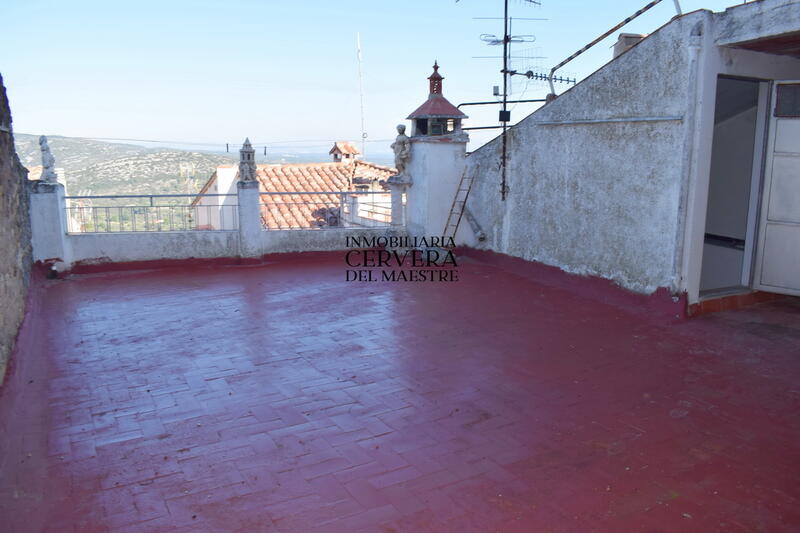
[329,141,360,156]
[194,159,395,229]
[407,95,466,119]
[352,160,396,183]
[258,161,394,230]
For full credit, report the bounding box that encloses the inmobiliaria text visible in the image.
[344,236,459,282]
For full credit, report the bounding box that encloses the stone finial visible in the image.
[390,124,411,178]
[239,137,257,182]
[39,135,58,183]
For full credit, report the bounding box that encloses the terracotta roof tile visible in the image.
[407,95,466,119]
[195,158,395,229]
[256,161,394,229]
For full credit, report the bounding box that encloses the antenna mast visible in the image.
[502,0,509,199]
[475,1,542,200]
[356,33,367,157]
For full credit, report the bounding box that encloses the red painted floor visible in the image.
[1,252,799,532]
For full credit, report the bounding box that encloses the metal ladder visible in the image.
[443,169,475,241]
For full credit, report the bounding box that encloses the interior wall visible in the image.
[700,79,759,292]
[705,105,758,240]
[700,244,744,290]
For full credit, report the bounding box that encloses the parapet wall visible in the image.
[28,180,398,271]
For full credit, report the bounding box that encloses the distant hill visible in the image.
[14,133,396,196]
[14,134,236,196]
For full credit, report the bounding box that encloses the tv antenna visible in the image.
[356,33,367,157]
[477,0,544,200]
[479,32,537,47]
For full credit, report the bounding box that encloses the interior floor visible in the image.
[699,285,750,299]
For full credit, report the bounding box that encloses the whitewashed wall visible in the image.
[462,13,700,294]
[460,1,800,299]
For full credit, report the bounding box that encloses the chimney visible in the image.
[330,142,360,164]
[613,33,647,58]
[400,62,469,239]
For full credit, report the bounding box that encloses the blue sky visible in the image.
[1,0,739,155]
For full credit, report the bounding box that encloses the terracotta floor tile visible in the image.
[1,252,799,531]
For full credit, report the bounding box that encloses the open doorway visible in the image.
[699,76,765,297]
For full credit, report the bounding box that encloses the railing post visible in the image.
[28,181,71,269]
[338,192,345,228]
[387,180,408,228]
[347,193,359,226]
[237,181,262,257]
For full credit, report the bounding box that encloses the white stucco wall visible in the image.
[197,166,238,230]
[463,13,702,294]
[460,0,800,297]
[406,136,467,238]
[714,0,800,47]
[217,167,238,195]
[29,182,71,265]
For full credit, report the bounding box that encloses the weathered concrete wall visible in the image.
[68,231,240,265]
[714,0,800,47]
[257,227,393,254]
[462,12,706,294]
[65,228,394,266]
[0,73,32,381]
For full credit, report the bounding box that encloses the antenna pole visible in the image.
[501,0,509,200]
[472,0,541,199]
[356,33,367,157]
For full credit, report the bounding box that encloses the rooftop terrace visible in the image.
[1,251,798,532]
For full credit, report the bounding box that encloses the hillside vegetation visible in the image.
[14,134,236,195]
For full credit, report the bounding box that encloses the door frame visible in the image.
[741,80,772,287]
[696,74,771,296]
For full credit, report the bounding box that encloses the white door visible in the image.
[754,81,800,296]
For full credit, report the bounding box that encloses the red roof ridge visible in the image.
[256,161,345,169]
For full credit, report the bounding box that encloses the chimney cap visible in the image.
[407,61,467,119]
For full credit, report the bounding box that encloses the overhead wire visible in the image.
[78,136,394,149]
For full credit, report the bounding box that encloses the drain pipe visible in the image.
[547,0,682,98]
